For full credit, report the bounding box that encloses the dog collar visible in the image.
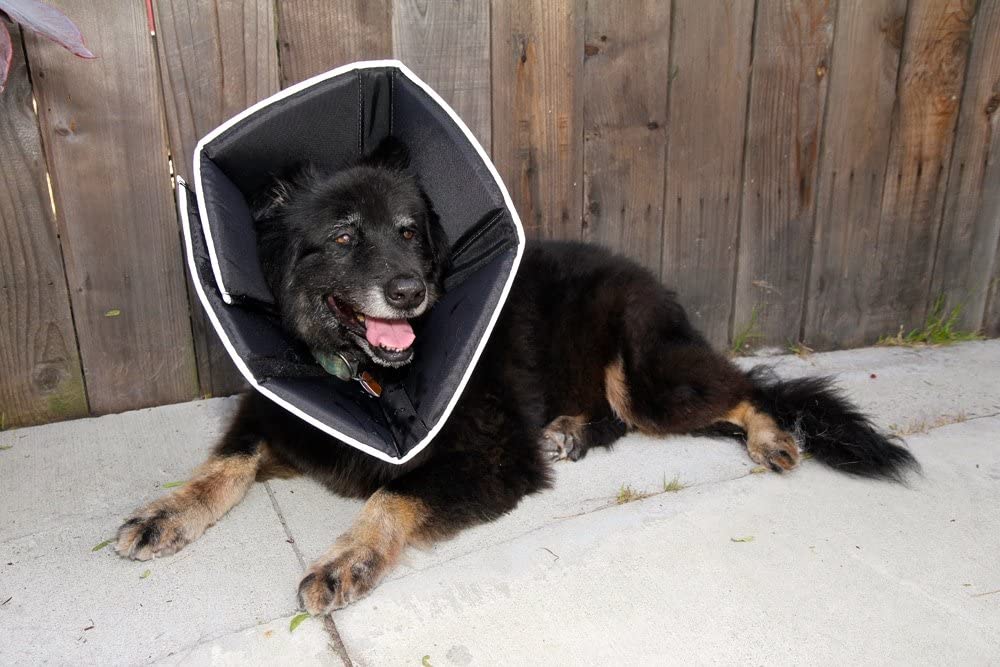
[312,350,382,398]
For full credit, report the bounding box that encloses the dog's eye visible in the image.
[401,228,416,241]
[334,234,352,246]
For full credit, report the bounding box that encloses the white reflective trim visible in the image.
[188,60,526,463]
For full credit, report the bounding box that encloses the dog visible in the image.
[116,137,918,614]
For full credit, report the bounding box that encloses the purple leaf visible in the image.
[0,0,94,59]
[0,21,12,94]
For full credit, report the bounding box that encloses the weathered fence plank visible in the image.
[26,0,197,414]
[278,0,392,86]
[0,22,87,428]
[154,0,280,397]
[491,0,585,240]
[4,0,1000,429]
[803,0,907,349]
[852,0,975,343]
[661,0,755,346]
[733,0,835,347]
[392,0,491,148]
[581,0,670,274]
[932,0,1000,333]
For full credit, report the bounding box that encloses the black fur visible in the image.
[252,137,449,368]
[123,137,918,608]
[236,136,918,508]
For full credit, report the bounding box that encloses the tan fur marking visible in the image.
[604,358,635,426]
[724,401,801,471]
[116,449,264,560]
[255,445,300,481]
[299,490,429,613]
[723,400,775,433]
[351,490,429,556]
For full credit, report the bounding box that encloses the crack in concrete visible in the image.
[384,465,767,584]
[147,614,294,664]
[373,411,985,589]
[889,410,1000,436]
[265,481,354,667]
[265,481,307,570]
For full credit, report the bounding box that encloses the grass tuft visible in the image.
[731,306,763,355]
[91,539,113,552]
[662,474,686,493]
[786,340,813,358]
[616,484,645,504]
[889,411,969,436]
[877,296,983,348]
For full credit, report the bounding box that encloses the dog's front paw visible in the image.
[540,415,588,461]
[748,429,800,472]
[298,542,386,614]
[115,499,203,560]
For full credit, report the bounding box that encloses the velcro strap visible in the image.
[378,382,430,456]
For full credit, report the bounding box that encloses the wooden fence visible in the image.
[1,0,999,428]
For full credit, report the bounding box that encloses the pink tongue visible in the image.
[364,317,415,350]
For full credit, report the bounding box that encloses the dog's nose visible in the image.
[385,275,426,309]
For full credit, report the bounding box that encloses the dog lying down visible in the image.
[117,137,918,614]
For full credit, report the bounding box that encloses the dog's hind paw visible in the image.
[540,415,588,461]
[748,429,801,472]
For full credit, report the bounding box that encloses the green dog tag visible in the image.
[312,350,353,381]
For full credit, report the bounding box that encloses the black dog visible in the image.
[117,137,917,614]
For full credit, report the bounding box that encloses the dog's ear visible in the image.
[251,164,318,221]
[250,177,294,221]
[362,135,411,171]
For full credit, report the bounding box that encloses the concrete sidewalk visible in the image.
[1,342,998,665]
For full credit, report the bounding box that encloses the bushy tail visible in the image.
[746,367,919,482]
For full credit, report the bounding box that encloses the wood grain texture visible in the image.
[932,0,1000,333]
[26,0,198,414]
[661,0,755,346]
[734,0,835,346]
[392,0,491,147]
[491,0,585,240]
[278,0,392,86]
[803,0,907,348]
[154,0,279,396]
[0,22,87,428]
[154,0,279,181]
[860,0,976,342]
[581,0,670,273]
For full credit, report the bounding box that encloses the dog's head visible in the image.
[252,137,449,368]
